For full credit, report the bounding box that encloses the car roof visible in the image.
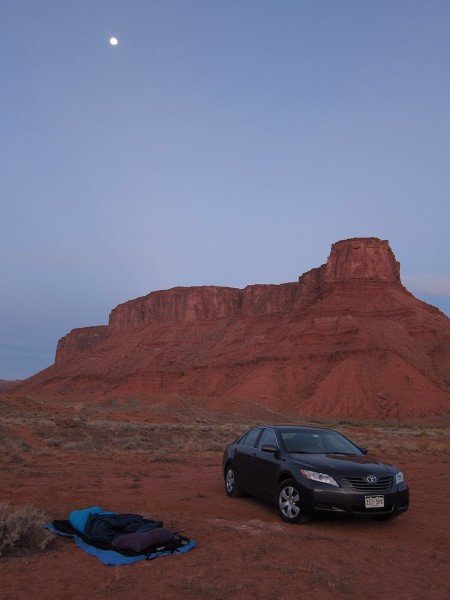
[253,425,335,433]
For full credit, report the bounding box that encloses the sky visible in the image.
[1,0,449,380]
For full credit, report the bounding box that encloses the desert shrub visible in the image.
[1,438,32,453]
[0,437,33,466]
[0,502,53,556]
[147,453,180,463]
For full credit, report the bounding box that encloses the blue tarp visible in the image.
[46,522,197,566]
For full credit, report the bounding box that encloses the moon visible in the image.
[109,37,118,46]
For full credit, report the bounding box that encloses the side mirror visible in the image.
[261,444,279,456]
[359,446,368,455]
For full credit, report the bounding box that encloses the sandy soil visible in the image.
[1,393,449,599]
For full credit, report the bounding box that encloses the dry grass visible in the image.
[1,393,448,464]
[184,567,246,599]
[32,420,241,456]
[94,570,127,594]
[0,502,53,556]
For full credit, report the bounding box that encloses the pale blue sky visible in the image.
[1,1,449,380]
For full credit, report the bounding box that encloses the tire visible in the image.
[276,479,309,524]
[224,464,242,498]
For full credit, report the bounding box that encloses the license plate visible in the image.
[365,495,384,508]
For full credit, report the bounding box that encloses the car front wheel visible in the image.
[225,465,242,497]
[276,480,309,524]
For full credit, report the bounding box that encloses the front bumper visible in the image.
[301,483,409,517]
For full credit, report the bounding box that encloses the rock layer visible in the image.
[15,238,450,420]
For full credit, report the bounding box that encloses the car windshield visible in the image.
[280,429,362,455]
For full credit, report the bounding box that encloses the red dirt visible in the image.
[1,392,449,600]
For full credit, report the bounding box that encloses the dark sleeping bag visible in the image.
[52,519,189,557]
[84,513,163,543]
[111,527,177,552]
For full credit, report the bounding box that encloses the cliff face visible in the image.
[324,238,400,283]
[79,238,401,333]
[107,283,301,331]
[55,326,109,364]
[18,238,450,420]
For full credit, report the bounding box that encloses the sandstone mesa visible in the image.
[14,238,450,420]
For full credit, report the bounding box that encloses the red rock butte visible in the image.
[15,238,450,420]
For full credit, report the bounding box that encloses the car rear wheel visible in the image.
[225,465,242,497]
[276,480,309,524]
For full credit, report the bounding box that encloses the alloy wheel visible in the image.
[279,485,301,519]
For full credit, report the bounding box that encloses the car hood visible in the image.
[288,453,397,475]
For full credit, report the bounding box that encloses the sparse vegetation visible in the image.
[94,570,126,594]
[1,395,449,463]
[0,391,449,599]
[0,502,53,556]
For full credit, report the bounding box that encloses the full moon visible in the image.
[109,37,118,46]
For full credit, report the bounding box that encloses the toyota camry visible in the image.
[222,425,409,524]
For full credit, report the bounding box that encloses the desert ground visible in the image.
[1,392,449,600]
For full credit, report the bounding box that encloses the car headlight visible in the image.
[300,469,339,487]
[395,471,405,485]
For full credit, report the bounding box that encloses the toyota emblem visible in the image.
[366,475,377,483]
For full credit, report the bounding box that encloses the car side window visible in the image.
[257,428,278,449]
[242,428,262,448]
